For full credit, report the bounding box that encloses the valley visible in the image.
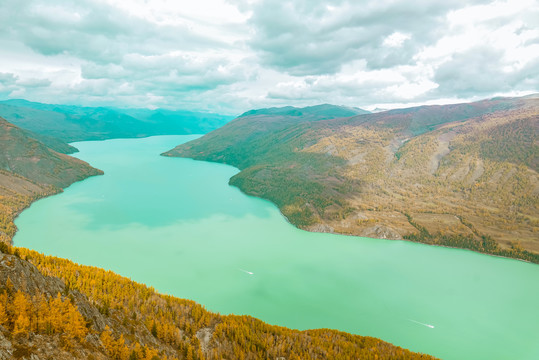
[1,95,538,360]
[0,118,441,359]
[2,1,537,358]
[0,99,233,149]
[13,135,539,360]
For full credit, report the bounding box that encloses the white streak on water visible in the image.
[239,268,254,275]
[408,319,435,328]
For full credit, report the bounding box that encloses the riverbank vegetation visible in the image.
[403,213,539,263]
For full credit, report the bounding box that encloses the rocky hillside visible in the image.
[0,117,102,244]
[164,95,539,262]
[0,246,437,360]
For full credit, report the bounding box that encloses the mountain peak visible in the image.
[239,104,369,119]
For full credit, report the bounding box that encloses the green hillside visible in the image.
[164,95,539,262]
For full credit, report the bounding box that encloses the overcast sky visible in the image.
[0,0,537,114]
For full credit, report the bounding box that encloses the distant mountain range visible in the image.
[165,95,539,263]
[0,99,234,152]
[239,103,369,118]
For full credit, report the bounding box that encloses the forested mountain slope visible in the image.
[0,99,233,146]
[0,117,102,244]
[164,95,539,262]
[0,246,437,359]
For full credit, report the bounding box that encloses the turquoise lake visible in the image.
[14,135,539,360]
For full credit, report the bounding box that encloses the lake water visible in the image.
[14,135,539,360]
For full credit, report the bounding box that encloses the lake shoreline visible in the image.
[14,136,539,360]
[168,153,539,265]
[5,171,105,247]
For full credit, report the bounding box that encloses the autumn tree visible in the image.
[0,293,8,327]
[12,290,31,337]
[65,302,88,341]
[101,326,115,355]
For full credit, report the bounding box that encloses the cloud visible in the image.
[0,72,19,98]
[242,0,494,75]
[81,63,130,80]
[0,0,537,113]
[0,73,18,86]
[433,48,539,97]
[422,0,539,98]
[0,0,224,64]
[16,78,52,88]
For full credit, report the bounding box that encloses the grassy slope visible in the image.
[164,96,539,263]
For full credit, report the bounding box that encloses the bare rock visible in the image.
[196,327,214,352]
[306,223,335,233]
[0,331,13,360]
[360,225,403,240]
[0,253,64,296]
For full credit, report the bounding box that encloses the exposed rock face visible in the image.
[359,225,403,240]
[196,327,213,352]
[0,331,13,360]
[0,253,63,297]
[306,223,335,233]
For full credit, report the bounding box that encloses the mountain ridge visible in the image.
[239,103,369,119]
[164,95,539,262]
[0,100,234,145]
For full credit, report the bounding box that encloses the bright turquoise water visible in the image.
[14,135,539,360]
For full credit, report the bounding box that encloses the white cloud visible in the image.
[383,32,411,48]
[16,78,52,88]
[0,73,18,85]
[447,0,534,25]
[0,0,536,113]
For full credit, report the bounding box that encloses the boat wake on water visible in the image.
[239,268,254,275]
[407,319,435,329]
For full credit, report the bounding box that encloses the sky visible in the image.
[0,0,537,114]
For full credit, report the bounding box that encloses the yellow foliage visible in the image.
[7,246,437,360]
